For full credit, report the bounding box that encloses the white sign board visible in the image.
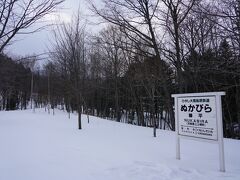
[177,96,217,140]
[172,92,225,172]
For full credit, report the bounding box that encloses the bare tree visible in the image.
[160,0,198,93]
[50,12,87,129]
[197,0,240,131]
[0,0,64,52]
[97,26,127,122]
[90,0,176,130]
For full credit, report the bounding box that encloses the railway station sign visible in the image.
[177,95,217,140]
[172,92,226,172]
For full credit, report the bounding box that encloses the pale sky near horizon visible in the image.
[6,0,102,58]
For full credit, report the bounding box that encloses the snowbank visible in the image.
[0,109,239,180]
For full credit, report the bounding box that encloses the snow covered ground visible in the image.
[0,109,239,180]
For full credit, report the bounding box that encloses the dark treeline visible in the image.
[0,54,31,110]
[0,0,239,138]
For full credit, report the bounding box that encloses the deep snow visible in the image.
[0,109,239,180]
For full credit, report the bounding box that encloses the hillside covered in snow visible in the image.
[0,109,239,180]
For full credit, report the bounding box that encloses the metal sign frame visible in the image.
[172,92,225,172]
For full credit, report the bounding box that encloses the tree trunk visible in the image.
[78,104,82,129]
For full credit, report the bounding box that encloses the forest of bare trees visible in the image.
[0,0,239,138]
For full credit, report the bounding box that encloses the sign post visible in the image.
[172,92,225,172]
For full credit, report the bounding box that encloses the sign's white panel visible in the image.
[177,96,218,140]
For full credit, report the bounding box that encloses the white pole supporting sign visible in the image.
[172,92,225,172]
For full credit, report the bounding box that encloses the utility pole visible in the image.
[48,72,50,114]
[30,58,36,112]
[30,72,34,109]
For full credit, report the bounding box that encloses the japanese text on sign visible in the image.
[177,96,217,140]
